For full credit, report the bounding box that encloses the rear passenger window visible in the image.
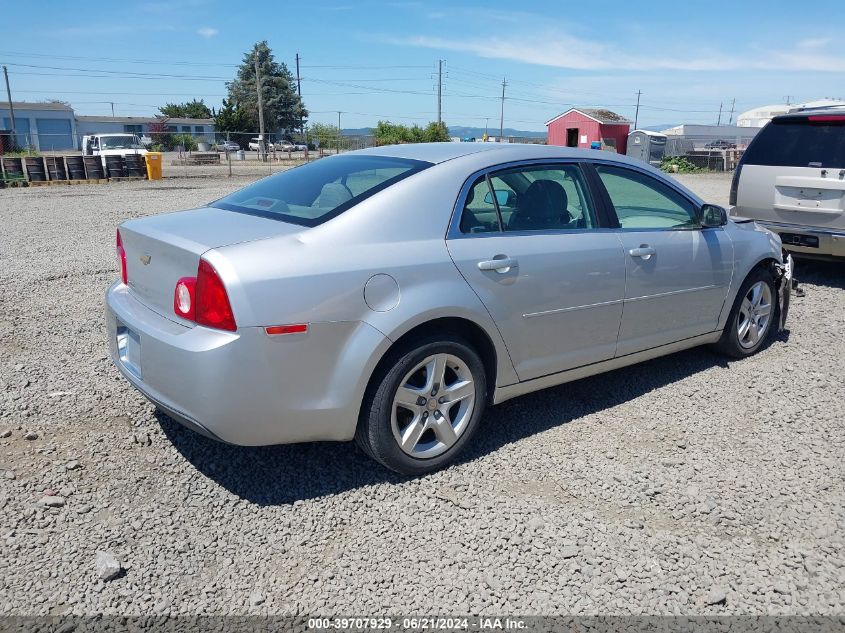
[459,164,597,234]
[460,176,500,233]
[742,118,845,168]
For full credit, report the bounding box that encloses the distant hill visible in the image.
[340,125,546,138]
[447,125,546,139]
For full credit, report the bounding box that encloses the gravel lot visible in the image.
[1,173,843,617]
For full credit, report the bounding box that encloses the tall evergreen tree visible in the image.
[226,41,307,133]
[214,98,253,132]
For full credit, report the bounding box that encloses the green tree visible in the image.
[373,120,450,145]
[309,123,339,150]
[214,98,253,132]
[226,41,307,133]
[422,121,450,142]
[159,99,212,119]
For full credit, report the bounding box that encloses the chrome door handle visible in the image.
[629,245,656,259]
[478,257,518,273]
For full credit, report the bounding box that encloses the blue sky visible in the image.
[2,0,844,131]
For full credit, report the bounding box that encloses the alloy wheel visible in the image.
[391,353,476,459]
[737,281,773,349]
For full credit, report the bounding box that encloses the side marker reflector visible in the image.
[265,324,309,336]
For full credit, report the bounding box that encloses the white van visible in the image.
[81,133,148,167]
[729,107,845,260]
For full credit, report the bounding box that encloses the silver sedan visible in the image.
[106,143,793,474]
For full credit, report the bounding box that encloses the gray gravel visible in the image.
[1,174,843,616]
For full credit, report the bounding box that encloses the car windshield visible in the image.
[99,135,143,150]
[211,155,432,227]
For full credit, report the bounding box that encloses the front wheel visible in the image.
[715,267,777,358]
[356,335,487,475]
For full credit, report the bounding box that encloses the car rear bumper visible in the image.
[105,281,390,446]
[751,219,845,259]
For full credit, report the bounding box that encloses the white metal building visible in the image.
[736,104,791,128]
[738,99,845,127]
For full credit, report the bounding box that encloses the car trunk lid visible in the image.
[119,206,300,322]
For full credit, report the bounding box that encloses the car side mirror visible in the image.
[700,203,727,228]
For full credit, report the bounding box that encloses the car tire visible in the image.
[356,335,487,476]
[714,265,777,358]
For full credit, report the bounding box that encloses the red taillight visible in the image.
[173,277,196,321]
[116,229,127,285]
[808,115,845,122]
[195,259,237,331]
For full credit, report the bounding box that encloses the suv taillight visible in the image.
[173,259,237,331]
[116,229,127,284]
[729,163,742,207]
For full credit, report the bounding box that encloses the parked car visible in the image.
[107,144,792,475]
[730,107,845,260]
[218,140,240,152]
[704,139,737,150]
[248,138,271,151]
[292,141,308,151]
[276,140,294,152]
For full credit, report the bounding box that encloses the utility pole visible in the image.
[485,117,489,139]
[634,90,642,130]
[717,102,723,126]
[3,66,17,144]
[437,59,443,124]
[295,53,304,138]
[254,56,266,161]
[499,77,507,141]
[110,102,115,117]
[783,95,794,105]
[728,98,736,125]
[337,111,342,155]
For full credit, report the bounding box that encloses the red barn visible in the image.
[546,108,631,154]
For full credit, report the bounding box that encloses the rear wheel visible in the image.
[356,335,487,475]
[715,266,776,358]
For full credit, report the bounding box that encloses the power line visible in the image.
[3,62,229,80]
[0,50,238,67]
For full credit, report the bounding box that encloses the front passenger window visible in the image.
[595,165,698,229]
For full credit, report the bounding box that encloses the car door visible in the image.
[447,162,626,382]
[591,163,734,357]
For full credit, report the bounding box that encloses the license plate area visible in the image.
[116,323,142,379]
[775,186,843,213]
[779,232,819,248]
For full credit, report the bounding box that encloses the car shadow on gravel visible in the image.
[158,343,748,505]
[792,258,845,290]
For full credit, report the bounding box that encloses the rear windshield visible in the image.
[742,117,845,168]
[211,155,431,227]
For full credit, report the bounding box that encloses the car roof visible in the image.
[350,142,648,167]
[774,105,845,121]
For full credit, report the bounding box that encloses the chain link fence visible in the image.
[0,127,756,184]
[661,133,758,171]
